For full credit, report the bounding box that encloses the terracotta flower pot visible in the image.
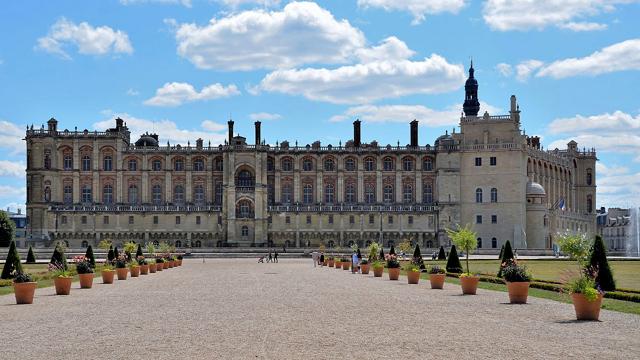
[429,274,446,289]
[361,264,370,274]
[140,265,149,275]
[102,270,115,284]
[572,293,604,321]
[460,275,479,295]
[130,266,140,277]
[156,263,164,271]
[388,268,400,280]
[116,268,128,280]
[54,277,72,295]
[342,262,350,270]
[78,273,94,289]
[177,260,183,266]
[373,266,384,277]
[407,271,420,284]
[149,264,157,273]
[13,282,37,304]
[323,260,327,266]
[163,261,169,269]
[328,260,334,267]
[506,282,530,304]
[335,262,342,269]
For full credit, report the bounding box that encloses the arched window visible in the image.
[152,159,162,171]
[402,157,414,171]
[173,185,185,204]
[103,155,112,171]
[128,185,138,204]
[365,183,376,203]
[82,156,91,171]
[423,158,433,171]
[44,187,51,202]
[241,226,249,237]
[195,240,201,248]
[383,157,394,171]
[383,185,394,203]
[345,158,356,171]
[364,157,376,171]
[214,182,223,205]
[194,185,205,204]
[175,240,182,248]
[267,158,274,172]
[174,158,184,171]
[491,237,497,248]
[193,159,204,171]
[63,155,72,170]
[128,159,137,171]
[476,188,483,203]
[302,158,313,171]
[403,183,413,203]
[214,157,224,171]
[477,237,482,248]
[281,158,292,171]
[324,184,334,203]
[43,150,51,169]
[236,170,254,187]
[587,195,593,213]
[102,185,113,204]
[303,184,313,204]
[281,183,292,204]
[426,240,433,248]
[586,168,593,185]
[63,185,73,204]
[423,183,433,203]
[345,183,356,203]
[491,188,498,203]
[81,185,92,203]
[152,184,162,204]
[324,159,335,171]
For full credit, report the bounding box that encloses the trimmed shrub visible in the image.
[437,246,446,260]
[136,244,143,258]
[445,245,463,273]
[0,211,16,247]
[412,244,425,269]
[389,245,396,255]
[589,235,616,291]
[85,245,96,268]
[107,245,115,262]
[50,243,67,270]
[26,245,36,264]
[379,248,385,260]
[1,240,23,279]
[498,244,504,260]
[113,246,120,259]
[497,240,514,277]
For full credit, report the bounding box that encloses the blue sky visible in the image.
[1,0,639,212]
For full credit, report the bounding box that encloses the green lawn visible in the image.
[0,264,104,296]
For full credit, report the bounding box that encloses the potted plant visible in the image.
[138,256,149,275]
[341,257,350,270]
[404,263,421,284]
[501,260,531,304]
[372,260,384,277]
[360,258,370,274]
[74,256,94,289]
[115,256,128,280]
[334,257,342,270]
[327,256,334,267]
[446,224,479,295]
[176,254,183,266]
[101,262,115,284]
[428,265,446,289]
[155,257,165,271]
[13,272,37,304]
[557,233,605,320]
[163,255,170,269]
[129,261,140,277]
[49,261,72,295]
[386,254,400,280]
[148,259,157,273]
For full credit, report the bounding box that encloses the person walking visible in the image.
[311,251,318,267]
[267,250,272,263]
[352,250,359,274]
[320,252,324,266]
[274,249,279,263]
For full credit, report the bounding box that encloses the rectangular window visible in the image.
[268,216,272,224]
[349,215,354,224]
[369,214,375,224]
[196,216,201,225]
[81,216,87,224]
[475,157,482,166]
[285,216,290,224]
[306,215,311,224]
[476,215,482,224]
[218,215,222,225]
[328,215,333,224]
[103,216,109,225]
[408,216,413,225]
[491,215,497,224]
[490,157,497,166]
[153,216,158,224]
[128,216,134,225]
[176,216,181,225]
[61,216,67,224]
[388,215,393,224]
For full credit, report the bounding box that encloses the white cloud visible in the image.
[495,62,512,77]
[201,120,227,132]
[258,54,465,104]
[330,102,500,126]
[144,82,240,107]
[595,167,640,208]
[36,18,133,59]
[0,120,25,155]
[482,0,637,31]
[120,0,192,6]
[2,202,26,214]
[126,88,140,96]
[536,38,640,78]
[355,36,415,63]
[357,0,466,25]
[94,113,227,145]
[174,1,366,71]
[249,112,282,121]
[0,161,25,178]
[0,185,25,200]
[515,59,544,82]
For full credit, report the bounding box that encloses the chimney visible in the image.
[227,120,234,144]
[410,120,418,147]
[353,119,361,147]
[254,121,261,147]
[47,117,57,134]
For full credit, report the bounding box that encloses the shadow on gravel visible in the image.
[554,319,602,324]
[499,302,530,306]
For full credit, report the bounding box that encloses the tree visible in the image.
[136,243,143,258]
[398,240,412,255]
[497,240,514,277]
[123,242,137,261]
[446,224,478,275]
[26,245,36,264]
[49,242,67,270]
[0,210,16,247]
[445,245,462,273]
[85,245,96,268]
[412,244,425,269]
[589,235,616,291]
[1,241,23,279]
[368,242,381,261]
[107,245,115,262]
[437,246,446,260]
[498,244,504,260]
[389,245,396,255]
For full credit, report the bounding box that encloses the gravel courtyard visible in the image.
[1,259,639,359]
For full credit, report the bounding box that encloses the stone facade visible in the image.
[24,65,597,250]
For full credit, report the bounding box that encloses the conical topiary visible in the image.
[589,235,616,291]
[412,244,425,269]
[497,240,514,277]
[445,245,463,273]
[437,246,446,260]
[85,245,96,268]
[379,248,385,260]
[26,245,36,264]
[1,240,23,279]
[498,244,504,260]
[49,243,67,270]
[113,246,120,259]
[107,245,115,262]
[389,245,396,255]
[136,243,143,258]
[356,248,362,260]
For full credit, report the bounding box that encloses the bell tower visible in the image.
[463,61,480,117]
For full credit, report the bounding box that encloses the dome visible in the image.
[526,181,546,196]
[135,133,159,147]
[434,132,452,146]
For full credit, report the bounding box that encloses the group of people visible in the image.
[258,249,279,263]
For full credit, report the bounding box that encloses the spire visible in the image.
[463,59,480,117]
